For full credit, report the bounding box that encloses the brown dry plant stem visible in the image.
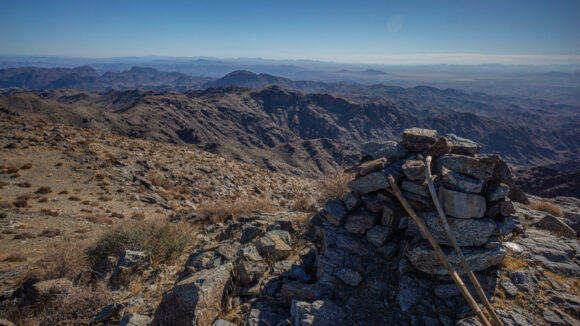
[387,174,492,326]
[425,156,504,326]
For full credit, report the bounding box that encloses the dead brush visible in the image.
[148,170,174,190]
[197,197,275,224]
[316,170,354,204]
[36,240,91,280]
[529,200,563,217]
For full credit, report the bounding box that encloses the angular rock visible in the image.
[216,242,241,260]
[438,187,486,218]
[377,242,399,259]
[402,179,430,197]
[356,158,388,177]
[254,234,292,260]
[118,313,151,326]
[532,214,576,238]
[382,205,403,228]
[348,159,405,195]
[424,137,452,158]
[344,208,376,234]
[398,275,428,311]
[441,169,483,194]
[366,225,392,247]
[271,259,297,276]
[403,159,426,181]
[212,320,235,326]
[486,183,510,202]
[280,281,326,304]
[91,303,125,324]
[265,230,292,246]
[185,251,222,272]
[247,309,284,326]
[335,268,362,286]
[401,128,438,152]
[152,263,233,326]
[235,261,267,286]
[240,226,264,244]
[439,154,496,181]
[407,242,506,275]
[323,198,347,226]
[486,199,515,217]
[336,233,370,257]
[362,141,409,160]
[444,134,480,155]
[291,300,346,326]
[407,212,496,247]
[543,309,580,326]
[342,192,360,211]
[108,250,151,290]
[236,245,263,262]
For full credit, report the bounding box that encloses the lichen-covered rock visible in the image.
[152,263,233,326]
[438,187,486,218]
[291,299,346,326]
[362,141,409,160]
[401,128,438,152]
[444,134,480,155]
[441,168,483,194]
[356,158,388,177]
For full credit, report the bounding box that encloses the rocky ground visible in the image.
[0,120,578,326]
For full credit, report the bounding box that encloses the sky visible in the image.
[1,0,579,65]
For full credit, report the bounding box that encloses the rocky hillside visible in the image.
[1,86,578,180]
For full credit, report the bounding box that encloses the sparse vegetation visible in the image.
[197,197,275,223]
[316,171,354,203]
[2,253,27,262]
[39,228,61,238]
[529,200,563,217]
[35,186,53,194]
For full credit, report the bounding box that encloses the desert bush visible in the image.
[20,163,33,170]
[37,241,90,280]
[197,197,275,223]
[148,171,174,190]
[35,186,52,194]
[529,200,563,217]
[2,253,27,262]
[89,219,191,264]
[316,171,354,203]
[39,228,61,238]
[292,196,316,212]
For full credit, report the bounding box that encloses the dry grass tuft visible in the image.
[35,186,53,194]
[148,171,174,190]
[500,254,529,271]
[316,171,353,204]
[38,228,61,238]
[529,200,563,217]
[292,196,316,212]
[197,197,275,223]
[13,232,36,240]
[2,253,27,262]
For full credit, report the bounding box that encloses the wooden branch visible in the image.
[425,156,504,326]
[387,174,492,326]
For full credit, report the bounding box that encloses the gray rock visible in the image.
[382,205,402,228]
[344,209,376,234]
[439,154,495,181]
[532,214,576,238]
[240,226,264,244]
[236,245,263,262]
[108,250,151,290]
[342,192,360,211]
[254,234,292,260]
[407,242,506,275]
[402,179,431,197]
[356,158,388,177]
[508,270,537,294]
[280,281,326,304]
[212,319,235,326]
[335,268,362,286]
[185,251,222,272]
[377,242,399,259]
[424,137,452,159]
[401,128,438,152]
[517,230,580,276]
[265,230,292,246]
[444,134,480,155]
[247,309,283,326]
[362,141,409,160]
[403,160,426,181]
[366,225,392,247]
[118,313,151,326]
[348,159,405,195]
[152,263,233,326]
[495,216,515,237]
[235,261,267,286]
[271,259,297,276]
[422,315,441,326]
[438,187,486,218]
[500,279,518,298]
[323,198,347,226]
[407,212,496,246]
[397,275,428,311]
[216,242,241,260]
[542,309,580,326]
[441,169,483,194]
[486,183,510,202]
[486,199,515,217]
[547,291,580,317]
[91,303,125,324]
[291,300,346,326]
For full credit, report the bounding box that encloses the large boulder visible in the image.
[438,187,486,218]
[401,128,438,152]
[291,300,346,326]
[152,262,233,326]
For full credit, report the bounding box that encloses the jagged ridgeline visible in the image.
[308,128,519,325]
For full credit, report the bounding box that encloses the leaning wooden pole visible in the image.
[424,156,504,326]
[387,175,492,326]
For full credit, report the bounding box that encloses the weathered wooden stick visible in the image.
[424,156,504,326]
[387,174,492,326]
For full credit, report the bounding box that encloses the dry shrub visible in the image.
[13,199,28,208]
[85,215,113,225]
[20,163,33,170]
[292,196,316,212]
[316,171,354,203]
[2,253,27,262]
[148,171,174,190]
[37,241,90,280]
[13,232,36,240]
[89,219,192,264]
[39,228,61,238]
[529,200,563,217]
[197,197,275,223]
[35,186,52,194]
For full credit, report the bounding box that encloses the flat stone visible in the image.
[291,300,346,326]
[91,302,125,324]
[356,158,388,177]
[347,159,405,195]
[500,279,518,298]
[236,245,263,262]
[265,230,292,246]
[216,242,241,260]
[152,263,233,326]
[344,208,376,234]
[254,234,293,260]
[271,259,297,276]
[335,268,362,286]
[362,141,409,160]
[402,179,430,197]
[118,313,151,326]
[444,134,480,155]
[486,199,515,217]
[439,154,495,181]
[486,183,510,202]
[532,214,576,238]
[424,137,451,158]
[212,319,235,326]
[441,168,483,194]
[366,225,392,247]
[407,241,506,275]
[235,261,267,286]
[323,198,347,226]
[407,212,496,246]
[403,160,426,181]
[240,226,264,244]
[438,187,486,218]
[247,309,283,326]
[342,192,360,211]
[401,128,438,152]
[185,251,222,272]
[280,281,326,304]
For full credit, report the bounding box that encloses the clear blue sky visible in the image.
[1,0,579,65]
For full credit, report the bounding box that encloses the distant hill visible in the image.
[1,86,578,177]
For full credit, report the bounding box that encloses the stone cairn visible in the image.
[308,128,517,325]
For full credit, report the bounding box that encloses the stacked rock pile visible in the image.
[309,128,519,325]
